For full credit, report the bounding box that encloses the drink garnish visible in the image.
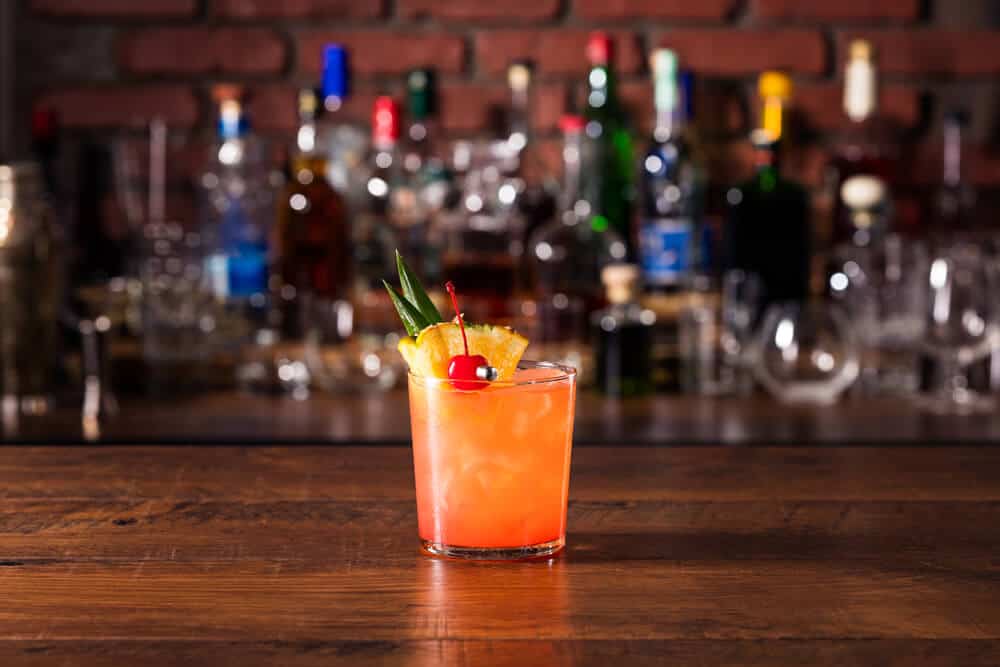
[387,251,529,384]
[444,281,493,389]
[383,250,443,337]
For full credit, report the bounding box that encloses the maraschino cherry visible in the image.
[445,281,492,390]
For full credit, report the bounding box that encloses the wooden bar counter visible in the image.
[1,442,999,665]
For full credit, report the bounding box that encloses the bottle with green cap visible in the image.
[726,71,812,315]
[636,48,705,294]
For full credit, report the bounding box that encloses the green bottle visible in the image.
[726,71,812,312]
[583,32,635,251]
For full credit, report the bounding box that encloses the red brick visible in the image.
[619,79,746,136]
[476,30,642,76]
[298,31,465,75]
[576,0,737,21]
[35,86,199,128]
[400,0,559,22]
[793,84,920,130]
[31,0,196,16]
[659,29,826,75]
[120,28,286,76]
[841,31,1000,76]
[439,82,566,133]
[251,82,397,133]
[213,0,383,19]
[754,0,919,22]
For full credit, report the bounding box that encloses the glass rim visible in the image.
[407,359,577,390]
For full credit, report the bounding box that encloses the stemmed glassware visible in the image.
[918,240,1000,414]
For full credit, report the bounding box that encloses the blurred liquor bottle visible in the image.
[933,110,975,237]
[592,264,654,397]
[830,40,898,248]
[353,96,401,298]
[637,49,705,292]
[278,89,351,305]
[506,61,557,245]
[637,50,707,393]
[317,45,369,212]
[200,88,282,389]
[527,113,626,377]
[583,32,635,252]
[398,68,447,282]
[726,72,812,314]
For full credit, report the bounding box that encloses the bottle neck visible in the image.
[654,109,684,143]
[653,63,682,142]
[844,57,877,123]
[943,120,962,188]
[508,85,530,152]
[561,131,583,216]
[587,65,617,114]
[761,97,784,143]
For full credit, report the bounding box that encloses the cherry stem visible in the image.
[445,281,470,357]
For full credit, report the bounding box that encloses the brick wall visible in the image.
[13,0,1000,194]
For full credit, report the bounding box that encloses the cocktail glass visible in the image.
[408,360,577,560]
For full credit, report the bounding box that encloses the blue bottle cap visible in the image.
[322,44,350,102]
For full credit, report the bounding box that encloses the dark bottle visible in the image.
[278,88,351,301]
[726,71,812,313]
[637,48,705,293]
[831,40,899,247]
[593,264,654,397]
[583,32,635,249]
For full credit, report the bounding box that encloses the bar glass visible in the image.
[408,360,576,560]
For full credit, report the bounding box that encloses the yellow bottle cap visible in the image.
[849,39,873,62]
[758,71,792,101]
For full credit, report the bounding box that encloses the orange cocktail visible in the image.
[408,362,576,559]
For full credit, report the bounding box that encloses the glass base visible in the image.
[916,388,996,415]
[421,537,564,561]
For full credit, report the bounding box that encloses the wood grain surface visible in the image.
[1,446,999,665]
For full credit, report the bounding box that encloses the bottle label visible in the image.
[640,217,693,286]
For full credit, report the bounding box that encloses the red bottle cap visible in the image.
[372,96,400,144]
[559,114,585,134]
[587,32,613,66]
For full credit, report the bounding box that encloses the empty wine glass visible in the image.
[918,241,1000,414]
[751,301,860,405]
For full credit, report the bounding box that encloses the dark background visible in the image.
[7,1,1000,199]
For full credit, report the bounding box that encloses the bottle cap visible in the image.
[559,114,585,134]
[407,69,436,120]
[758,71,792,101]
[298,88,318,117]
[507,61,532,92]
[601,263,641,304]
[587,32,613,67]
[322,44,350,102]
[651,48,678,113]
[372,96,400,143]
[849,39,873,62]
